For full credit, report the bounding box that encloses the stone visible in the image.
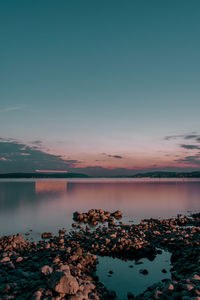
[0,256,10,263]
[185,284,194,291]
[41,265,53,275]
[139,269,148,275]
[167,283,174,291]
[41,232,52,239]
[193,274,200,281]
[59,264,70,274]
[49,271,79,295]
[155,290,163,299]
[32,290,42,300]
[16,257,23,263]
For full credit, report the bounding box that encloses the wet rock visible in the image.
[162,268,167,273]
[139,269,148,275]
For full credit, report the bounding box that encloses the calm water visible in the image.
[0,178,200,238]
[97,250,171,299]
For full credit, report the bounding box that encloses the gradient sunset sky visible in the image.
[0,0,200,175]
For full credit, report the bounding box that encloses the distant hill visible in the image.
[0,172,90,178]
[0,171,200,178]
[128,171,200,178]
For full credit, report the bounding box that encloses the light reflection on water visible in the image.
[0,178,200,238]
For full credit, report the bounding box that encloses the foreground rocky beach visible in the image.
[1,209,200,299]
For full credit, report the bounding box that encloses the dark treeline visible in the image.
[0,173,89,178]
[0,171,200,178]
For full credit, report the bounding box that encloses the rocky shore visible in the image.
[1,210,200,299]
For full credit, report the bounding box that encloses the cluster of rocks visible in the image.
[1,210,200,299]
[0,233,110,299]
[136,274,200,299]
[73,209,122,226]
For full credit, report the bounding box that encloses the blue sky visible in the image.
[0,0,200,174]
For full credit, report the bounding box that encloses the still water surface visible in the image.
[97,250,171,299]
[0,178,200,238]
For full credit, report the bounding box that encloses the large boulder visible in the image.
[49,270,79,295]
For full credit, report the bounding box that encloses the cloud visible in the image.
[0,139,80,173]
[180,144,200,150]
[102,153,124,159]
[31,140,43,145]
[0,105,25,113]
[165,133,200,142]
[175,155,200,165]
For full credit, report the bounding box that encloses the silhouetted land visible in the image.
[0,172,90,178]
[128,171,200,178]
[0,171,200,178]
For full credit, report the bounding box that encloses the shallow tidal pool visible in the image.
[96,250,171,299]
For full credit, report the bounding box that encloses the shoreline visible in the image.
[1,210,200,299]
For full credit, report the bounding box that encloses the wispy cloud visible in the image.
[102,153,124,159]
[180,144,200,150]
[0,104,25,113]
[175,154,200,165]
[165,133,200,143]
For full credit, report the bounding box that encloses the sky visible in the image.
[0,0,200,175]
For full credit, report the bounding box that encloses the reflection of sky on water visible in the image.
[0,179,200,237]
[97,250,171,299]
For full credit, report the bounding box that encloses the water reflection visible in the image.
[97,251,171,299]
[35,181,67,194]
[0,179,200,238]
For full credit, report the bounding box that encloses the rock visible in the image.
[41,232,52,239]
[0,256,10,263]
[59,264,70,274]
[162,269,167,273]
[112,210,123,219]
[32,290,42,300]
[139,269,148,275]
[167,283,174,291]
[185,283,194,291]
[59,229,66,236]
[193,274,200,281]
[41,265,53,275]
[16,257,23,263]
[155,290,163,299]
[127,291,134,299]
[49,271,79,295]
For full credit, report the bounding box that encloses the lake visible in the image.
[0,178,200,239]
[1,178,200,298]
